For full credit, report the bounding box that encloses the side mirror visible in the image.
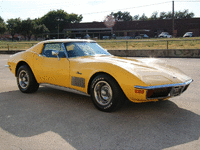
[52,50,60,60]
[52,50,59,56]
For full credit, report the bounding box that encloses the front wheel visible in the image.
[90,74,125,112]
[17,65,39,93]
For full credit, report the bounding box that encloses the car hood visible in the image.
[73,55,191,86]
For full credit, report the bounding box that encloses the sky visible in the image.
[0,0,200,23]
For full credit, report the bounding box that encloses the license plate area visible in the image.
[171,86,184,97]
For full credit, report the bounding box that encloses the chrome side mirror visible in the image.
[52,50,60,60]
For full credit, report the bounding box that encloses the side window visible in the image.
[65,43,86,58]
[42,43,66,58]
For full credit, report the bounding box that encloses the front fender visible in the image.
[70,60,147,101]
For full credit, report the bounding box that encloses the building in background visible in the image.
[64,18,200,39]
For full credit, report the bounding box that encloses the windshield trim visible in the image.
[64,42,110,58]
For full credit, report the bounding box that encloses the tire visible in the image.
[90,74,125,112]
[17,65,39,93]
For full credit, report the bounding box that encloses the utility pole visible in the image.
[172,1,175,37]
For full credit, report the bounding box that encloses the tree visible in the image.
[150,12,159,20]
[159,9,194,20]
[41,9,83,34]
[69,13,83,23]
[20,18,36,41]
[133,15,139,20]
[159,12,167,20]
[139,13,148,21]
[33,24,49,40]
[7,18,21,41]
[0,16,6,35]
[175,9,194,19]
[112,11,133,21]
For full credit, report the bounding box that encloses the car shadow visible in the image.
[0,87,200,150]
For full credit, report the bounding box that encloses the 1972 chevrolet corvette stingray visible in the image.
[6,39,193,112]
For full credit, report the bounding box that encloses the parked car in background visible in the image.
[102,36,110,40]
[135,34,149,39]
[183,32,193,37]
[158,32,172,38]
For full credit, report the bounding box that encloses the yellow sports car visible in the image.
[6,39,193,112]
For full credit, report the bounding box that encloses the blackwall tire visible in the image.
[17,65,39,93]
[90,74,125,112]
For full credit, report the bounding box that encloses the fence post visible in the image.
[167,40,169,50]
[7,44,9,51]
[126,41,128,50]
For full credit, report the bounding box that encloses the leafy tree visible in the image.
[112,11,133,21]
[41,9,82,34]
[159,12,167,19]
[159,9,194,20]
[69,13,83,23]
[175,9,194,19]
[7,18,21,41]
[165,12,173,19]
[0,16,3,23]
[33,24,49,40]
[150,12,159,20]
[0,17,6,34]
[133,15,139,20]
[20,18,36,41]
[139,13,148,21]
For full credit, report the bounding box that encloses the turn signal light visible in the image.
[135,89,144,94]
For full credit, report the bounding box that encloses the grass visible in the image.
[0,37,200,51]
[97,37,200,50]
[0,41,39,50]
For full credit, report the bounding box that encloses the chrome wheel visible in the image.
[94,81,112,106]
[18,70,29,89]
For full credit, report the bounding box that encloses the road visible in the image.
[0,54,200,150]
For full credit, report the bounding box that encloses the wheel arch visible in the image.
[15,61,32,77]
[87,71,121,95]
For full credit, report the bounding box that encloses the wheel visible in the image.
[90,74,125,112]
[17,65,39,93]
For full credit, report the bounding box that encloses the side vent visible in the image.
[71,76,85,88]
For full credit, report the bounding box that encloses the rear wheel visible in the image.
[90,74,125,112]
[17,65,39,93]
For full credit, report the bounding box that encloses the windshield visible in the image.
[64,42,110,58]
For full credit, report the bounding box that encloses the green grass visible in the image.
[0,37,200,51]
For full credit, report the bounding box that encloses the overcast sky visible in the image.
[0,0,200,22]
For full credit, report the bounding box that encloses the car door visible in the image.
[34,43,70,87]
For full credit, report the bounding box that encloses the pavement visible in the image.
[0,54,200,150]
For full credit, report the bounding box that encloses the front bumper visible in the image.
[134,79,193,100]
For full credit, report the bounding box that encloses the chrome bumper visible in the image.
[134,79,193,99]
[134,79,193,90]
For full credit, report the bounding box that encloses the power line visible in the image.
[82,1,172,15]
[176,0,200,2]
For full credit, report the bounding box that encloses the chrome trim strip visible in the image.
[40,83,89,96]
[134,79,193,90]
[5,65,10,68]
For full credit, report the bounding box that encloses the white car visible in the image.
[158,32,172,38]
[183,32,193,37]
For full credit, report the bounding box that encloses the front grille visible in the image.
[147,87,172,99]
